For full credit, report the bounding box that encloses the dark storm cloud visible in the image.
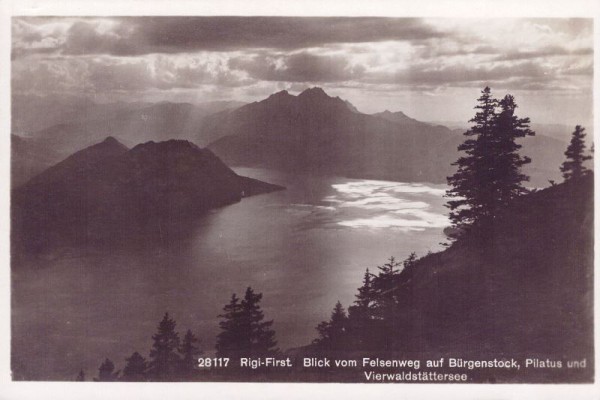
[62,20,138,55]
[16,17,444,56]
[229,52,366,82]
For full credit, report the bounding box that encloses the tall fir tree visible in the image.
[446,87,534,236]
[216,288,278,359]
[348,268,376,322]
[240,287,278,357]
[179,329,202,377]
[398,252,417,285]
[148,312,181,381]
[491,95,534,208]
[347,269,376,348]
[121,351,148,382]
[215,293,245,358]
[314,301,348,350]
[561,125,592,181]
[370,256,403,320]
[94,358,119,382]
[446,86,497,231]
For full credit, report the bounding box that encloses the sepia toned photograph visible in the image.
[7,10,595,389]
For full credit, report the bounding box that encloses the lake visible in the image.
[11,167,450,380]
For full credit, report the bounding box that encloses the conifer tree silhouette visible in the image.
[122,351,148,382]
[314,301,348,351]
[216,287,278,359]
[446,87,534,236]
[179,329,202,377]
[148,312,181,381]
[94,358,119,381]
[561,125,592,181]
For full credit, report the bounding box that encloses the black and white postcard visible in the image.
[1,0,599,399]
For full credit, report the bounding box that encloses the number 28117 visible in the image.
[197,358,230,368]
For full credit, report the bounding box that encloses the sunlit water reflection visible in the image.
[327,180,449,230]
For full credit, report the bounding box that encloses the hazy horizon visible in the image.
[9,87,593,129]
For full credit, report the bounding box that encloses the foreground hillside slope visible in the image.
[285,175,593,383]
[410,175,593,361]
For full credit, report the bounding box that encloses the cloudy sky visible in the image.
[12,17,593,125]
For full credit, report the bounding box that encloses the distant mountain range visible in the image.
[12,94,244,136]
[12,94,146,134]
[12,137,283,253]
[205,87,574,185]
[21,99,245,156]
[431,119,593,144]
[30,102,208,154]
[374,109,433,126]
[205,87,461,183]
[12,87,585,187]
[11,98,245,186]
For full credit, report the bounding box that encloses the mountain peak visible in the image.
[266,90,292,101]
[381,110,407,116]
[22,136,129,188]
[102,136,123,145]
[96,136,129,152]
[131,139,201,154]
[373,110,420,125]
[298,87,329,99]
